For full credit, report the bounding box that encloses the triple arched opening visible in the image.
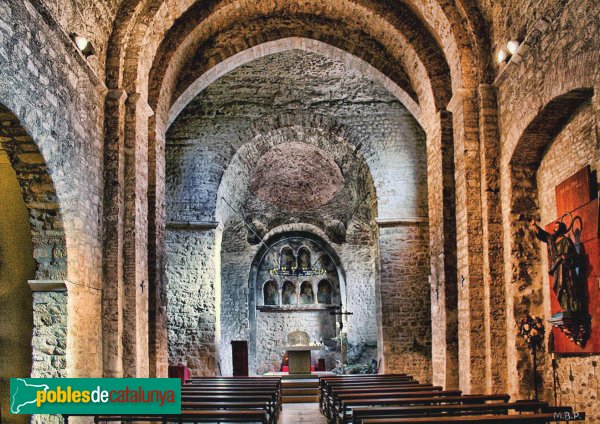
[263,279,334,306]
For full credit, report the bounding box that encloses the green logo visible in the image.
[10,378,181,415]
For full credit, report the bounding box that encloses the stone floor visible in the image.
[280,402,327,424]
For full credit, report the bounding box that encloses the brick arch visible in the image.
[0,104,67,281]
[167,37,423,129]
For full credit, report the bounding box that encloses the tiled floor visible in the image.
[280,402,328,424]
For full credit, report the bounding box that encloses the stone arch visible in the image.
[0,103,69,413]
[105,0,480,382]
[297,247,311,270]
[166,37,423,128]
[503,87,595,398]
[214,113,378,228]
[0,104,68,281]
[247,228,347,373]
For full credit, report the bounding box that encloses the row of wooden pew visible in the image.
[91,376,282,423]
[319,373,584,424]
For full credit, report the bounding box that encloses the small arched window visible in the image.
[299,281,314,304]
[282,281,297,305]
[317,280,333,304]
[297,247,311,270]
[263,281,279,305]
[280,247,295,271]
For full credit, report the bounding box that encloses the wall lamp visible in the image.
[497,40,521,64]
[70,33,95,57]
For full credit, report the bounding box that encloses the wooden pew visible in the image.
[328,389,458,422]
[349,401,555,423]
[361,413,583,423]
[338,394,510,424]
[94,409,269,423]
[319,374,416,414]
[322,383,433,416]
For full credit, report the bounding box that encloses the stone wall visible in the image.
[379,223,431,383]
[253,235,342,374]
[495,0,599,416]
[0,0,105,381]
[256,310,337,374]
[536,103,600,421]
[166,48,430,376]
[166,227,221,376]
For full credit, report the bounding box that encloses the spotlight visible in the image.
[70,33,95,57]
[507,40,520,55]
[497,48,509,64]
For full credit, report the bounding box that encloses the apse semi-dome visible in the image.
[250,141,344,212]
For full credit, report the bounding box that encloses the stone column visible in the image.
[102,88,127,377]
[478,84,507,393]
[427,111,459,390]
[148,113,169,377]
[122,92,154,377]
[448,89,486,394]
[29,280,68,377]
[29,280,67,424]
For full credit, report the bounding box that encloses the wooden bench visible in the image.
[349,401,557,423]
[319,374,416,414]
[338,394,510,424]
[361,413,584,423]
[93,409,269,423]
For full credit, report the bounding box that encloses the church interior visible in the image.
[0,0,599,422]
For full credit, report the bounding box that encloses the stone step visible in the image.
[282,380,319,388]
[282,395,320,403]
[282,387,319,396]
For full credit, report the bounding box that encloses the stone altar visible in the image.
[283,331,322,374]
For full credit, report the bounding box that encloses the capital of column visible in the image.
[106,88,128,103]
[28,279,68,292]
[447,88,477,113]
[127,92,155,118]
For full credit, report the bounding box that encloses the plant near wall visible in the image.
[517,314,546,400]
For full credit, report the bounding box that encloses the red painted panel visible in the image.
[555,165,593,217]
[582,238,600,278]
[553,277,600,354]
[545,200,599,246]
[549,166,599,354]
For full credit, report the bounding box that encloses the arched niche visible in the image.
[299,281,314,304]
[297,247,311,270]
[280,247,295,270]
[318,280,333,304]
[282,281,297,305]
[248,229,346,375]
[263,281,279,305]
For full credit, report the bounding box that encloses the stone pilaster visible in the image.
[102,88,127,377]
[427,111,459,389]
[448,88,486,394]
